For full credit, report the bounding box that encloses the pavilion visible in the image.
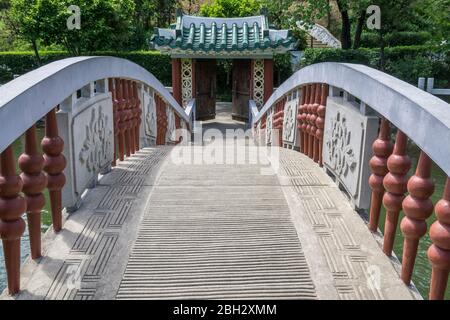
[151,9,298,121]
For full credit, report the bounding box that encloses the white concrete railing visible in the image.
[0,56,192,295]
[0,56,189,154]
[251,62,450,300]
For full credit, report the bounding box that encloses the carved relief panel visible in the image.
[266,108,274,145]
[323,97,379,209]
[166,107,176,143]
[283,98,298,145]
[142,87,157,146]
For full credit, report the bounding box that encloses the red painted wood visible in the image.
[0,146,26,295]
[311,84,320,163]
[42,108,66,233]
[428,177,450,299]
[307,85,315,159]
[382,130,411,256]
[264,59,274,104]
[133,82,142,151]
[172,58,182,106]
[368,119,393,232]
[126,81,136,155]
[117,80,126,161]
[315,84,328,166]
[401,152,435,285]
[302,85,310,155]
[19,126,47,259]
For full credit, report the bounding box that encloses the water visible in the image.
[0,131,448,298]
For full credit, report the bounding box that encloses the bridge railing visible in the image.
[0,56,191,295]
[251,62,450,300]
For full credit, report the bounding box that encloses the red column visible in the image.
[401,152,435,285]
[0,146,26,295]
[306,85,316,159]
[382,130,411,256]
[117,80,126,161]
[264,59,274,104]
[315,84,328,167]
[42,108,66,233]
[123,80,132,156]
[301,85,310,155]
[311,84,320,163]
[428,178,450,299]
[19,126,47,259]
[172,59,182,106]
[368,119,393,232]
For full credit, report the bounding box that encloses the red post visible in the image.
[315,84,328,167]
[0,146,26,295]
[307,85,316,159]
[382,130,411,256]
[302,85,310,156]
[368,119,393,232]
[172,58,182,106]
[126,81,136,155]
[19,126,47,259]
[117,79,126,161]
[297,86,306,153]
[264,59,274,104]
[311,84,320,163]
[42,108,66,233]
[428,177,450,299]
[401,152,435,285]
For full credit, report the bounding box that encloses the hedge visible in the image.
[0,51,172,85]
[360,31,432,48]
[302,45,450,86]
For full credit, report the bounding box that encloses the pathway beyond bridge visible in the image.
[6,106,415,300]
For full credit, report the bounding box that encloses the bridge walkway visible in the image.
[10,103,415,300]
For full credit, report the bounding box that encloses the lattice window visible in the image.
[181,59,193,108]
[253,59,265,109]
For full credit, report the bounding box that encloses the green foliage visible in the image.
[199,0,261,17]
[0,50,171,85]
[360,32,432,48]
[302,45,450,86]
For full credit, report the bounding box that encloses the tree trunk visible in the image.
[336,0,352,49]
[353,10,366,49]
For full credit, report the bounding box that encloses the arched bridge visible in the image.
[0,57,449,300]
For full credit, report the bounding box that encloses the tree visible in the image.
[200,0,261,18]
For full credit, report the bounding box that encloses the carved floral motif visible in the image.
[145,92,157,139]
[283,101,296,143]
[79,106,112,172]
[326,111,356,177]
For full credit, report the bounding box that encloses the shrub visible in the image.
[360,31,432,48]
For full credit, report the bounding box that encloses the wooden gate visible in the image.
[195,59,217,120]
[232,59,251,121]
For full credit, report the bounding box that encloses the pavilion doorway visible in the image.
[231,59,251,121]
[195,59,217,121]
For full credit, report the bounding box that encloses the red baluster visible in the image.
[117,79,126,161]
[311,84,320,163]
[109,79,119,166]
[42,108,66,233]
[302,85,310,156]
[19,126,47,259]
[128,81,136,154]
[315,84,328,167]
[382,130,411,256]
[307,84,316,159]
[428,178,450,299]
[369,119,393,232]
[0,146,26,295]
[124,81,134,156]
[297,86,306,153]
[401,152,435,285]
[133,82,142,151]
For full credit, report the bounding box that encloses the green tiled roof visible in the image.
[150,11,297,57]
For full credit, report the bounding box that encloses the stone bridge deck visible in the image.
[9,111,416,300]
